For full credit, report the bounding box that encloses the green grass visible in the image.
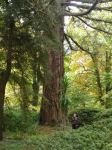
[1,109,112,150]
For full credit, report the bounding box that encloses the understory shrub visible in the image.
[4,108,38,132]
[1,113,112,150]
[1,109,112,149]
[95,108,112,120]
[69,108,100,126]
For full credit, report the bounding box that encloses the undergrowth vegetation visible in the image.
[4,109,38,132]
[0,108,112,150]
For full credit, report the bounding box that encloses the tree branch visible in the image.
[83,16,112,24]
[66,0,112,4]
[62,3,112,12]
[64,33,91,55]
[64,33,77,51]
[64,0,99,16]
[77,17,112,35]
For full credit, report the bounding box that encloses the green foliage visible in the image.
[69,108,100,126]
[95,108,112,121]
[4,108,38,132]
[70,90,95,109]
[1,109,112,150]
[60,75,71,111]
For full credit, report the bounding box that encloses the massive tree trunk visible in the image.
[39,10,64,125]
[40,50,64,125]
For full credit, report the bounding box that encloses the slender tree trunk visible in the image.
[91,55,105,106]
[32,61,40,106]
[20,84,29,117]
[0,48,12,140]
[105,51,111,93]
[40,14,64,125]
[105,50,111,108]
[0,10,14,140]
[0,82,6,140]
[19,70,30,122]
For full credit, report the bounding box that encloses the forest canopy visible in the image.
[0,0,112,149]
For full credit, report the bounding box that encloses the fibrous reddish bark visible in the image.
[39,15,64,125]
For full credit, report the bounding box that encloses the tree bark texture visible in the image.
[39,14,64,125]
[0,14,14,140]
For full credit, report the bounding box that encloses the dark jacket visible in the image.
[71,116,79,129]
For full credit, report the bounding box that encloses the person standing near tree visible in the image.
[71,113,79,129]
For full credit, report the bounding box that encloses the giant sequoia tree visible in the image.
[39,0,65,125]
[40,0,112,124]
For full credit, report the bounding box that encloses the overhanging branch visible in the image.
[62,3,112,12]
[83,16,112,24]
[66,0,112,4]
[77,17,112,35]
[64,33,91,55]
[64,0,99,16]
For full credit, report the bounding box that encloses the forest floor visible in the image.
[1,109,112,150]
